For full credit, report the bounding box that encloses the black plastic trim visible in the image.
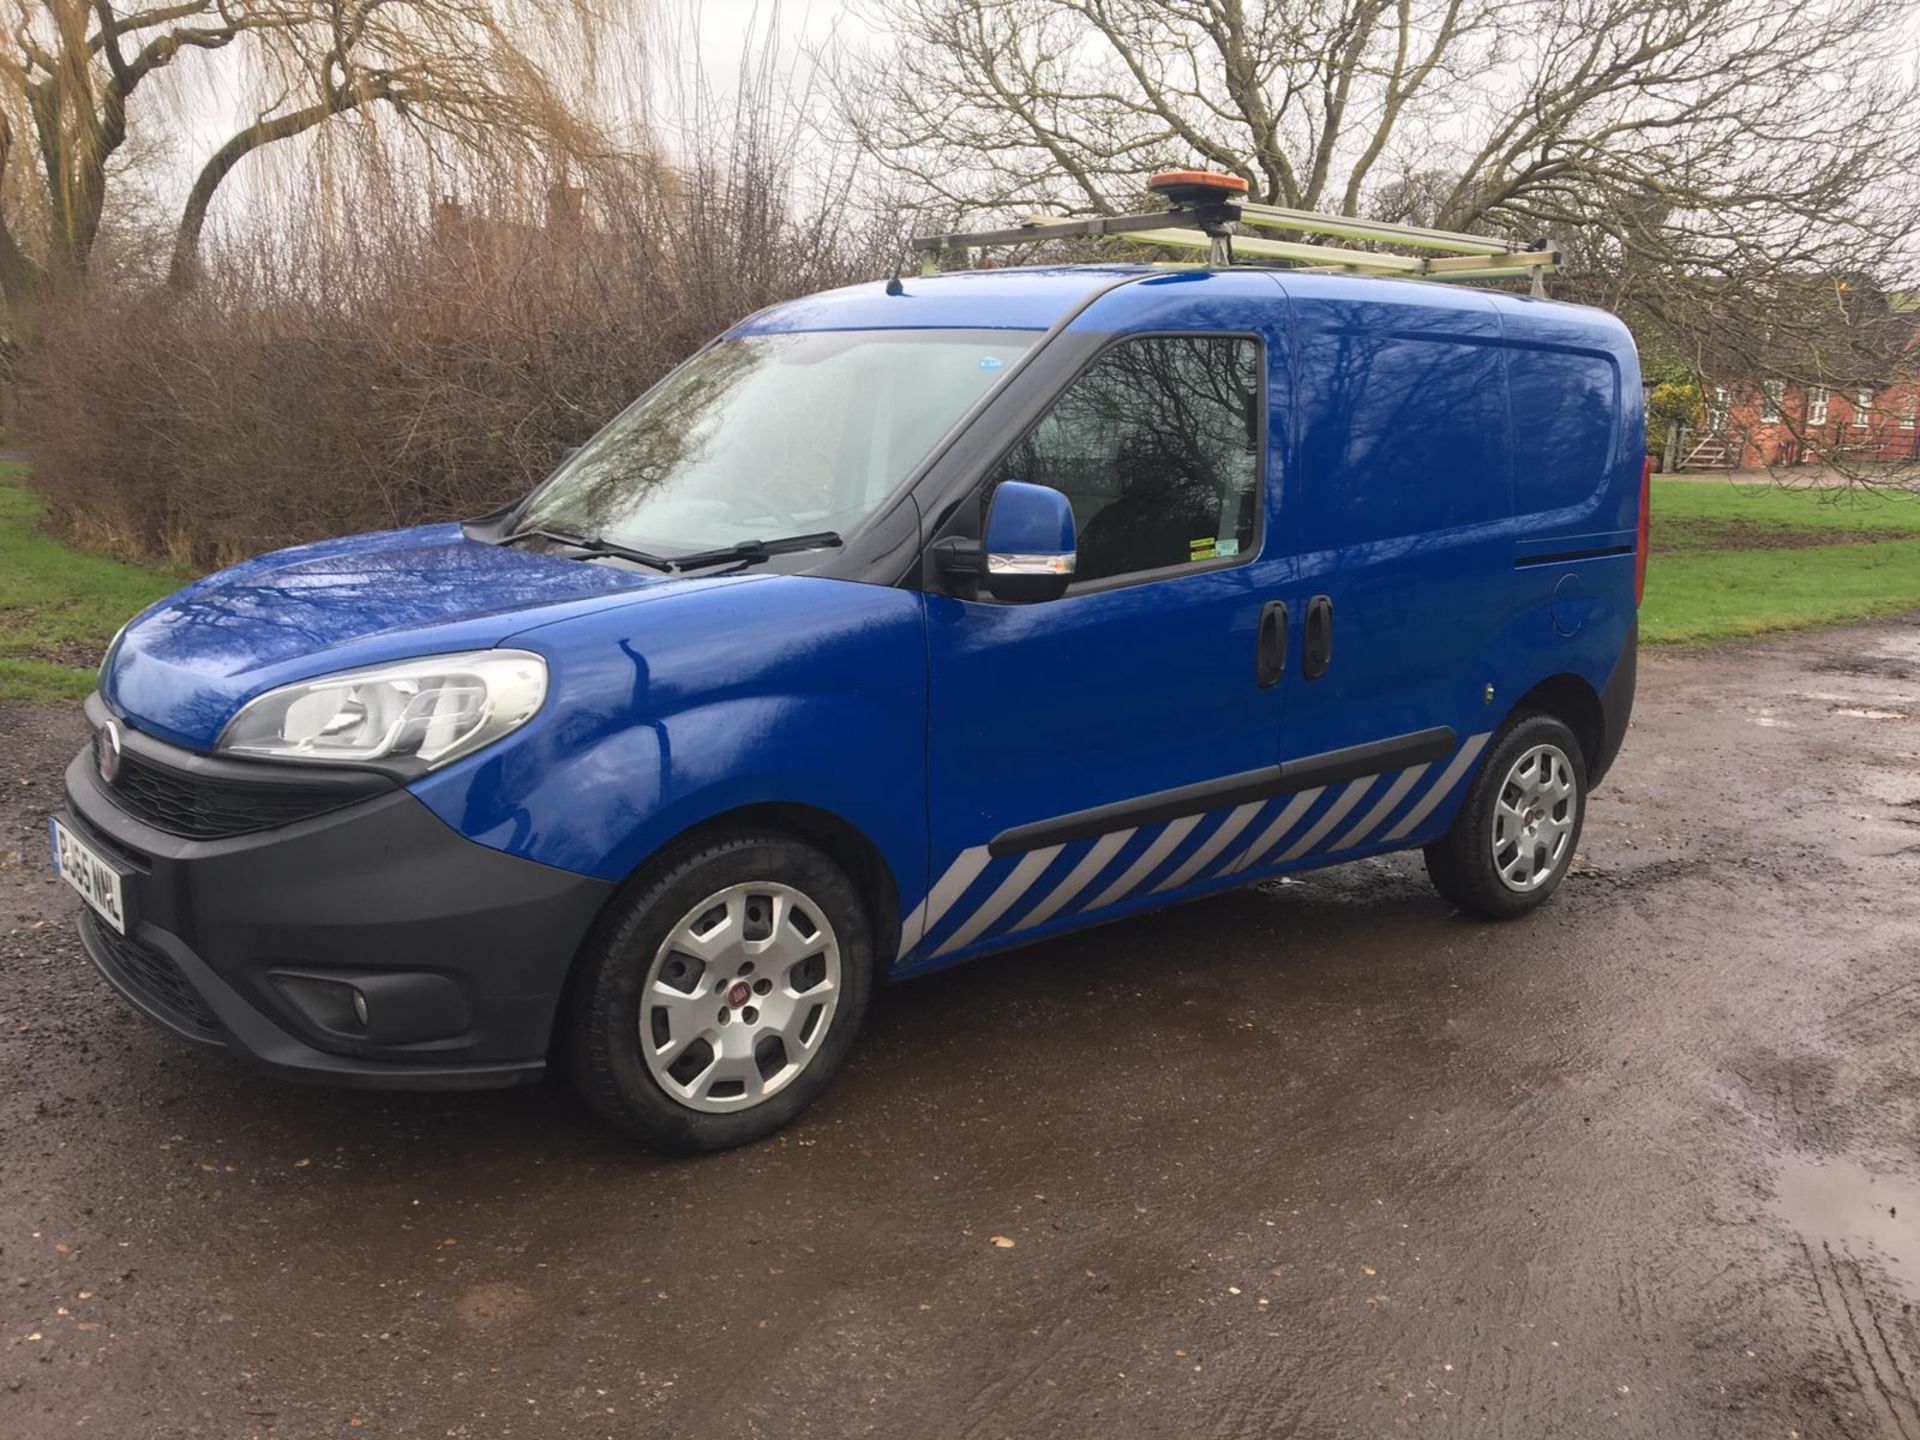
[1591,620,1637,788]
[989,726,1456,856]
[62,738,613,1090]
[1514,544,1634,568]
[80,911,225,1044]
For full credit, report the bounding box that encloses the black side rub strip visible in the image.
[988,726,1457,857]
[1514,544,1633,567]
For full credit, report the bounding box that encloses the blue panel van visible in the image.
[55,261,1645,1151]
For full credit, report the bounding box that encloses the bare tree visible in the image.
[833,0,1918,248]
[829,0,1920,478]
[0,0,614,316]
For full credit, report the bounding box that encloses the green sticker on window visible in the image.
[1189,536,1219,562]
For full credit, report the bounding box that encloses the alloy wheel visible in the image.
[1490,742,1577,892]
[640,882,842,1112]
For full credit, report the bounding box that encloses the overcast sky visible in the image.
[167,0,1920,239]
[686,0,849,76]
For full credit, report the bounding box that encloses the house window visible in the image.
[1808,385,1829,427]
[1855,388,1872,427]
[1761,380,1784,423]
[1706,386,1730,432]
[1903,396,1917,431]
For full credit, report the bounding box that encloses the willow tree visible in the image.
[0,0,612,315]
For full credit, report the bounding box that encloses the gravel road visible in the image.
[3,617,1919,1438]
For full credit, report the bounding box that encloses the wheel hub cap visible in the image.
[639,881,842,1114]
[1491,743,1577,893]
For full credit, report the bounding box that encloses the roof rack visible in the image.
[909,170,1558,297]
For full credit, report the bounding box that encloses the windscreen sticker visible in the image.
[1216,538,1240,557]
[1189,537,1219,562]
[978,356,1005,371]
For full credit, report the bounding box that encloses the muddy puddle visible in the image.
[1773,1153,1920,1302]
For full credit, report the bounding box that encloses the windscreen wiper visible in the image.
[670,531,844,570]
[499,526,677,574]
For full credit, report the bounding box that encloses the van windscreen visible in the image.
[519,328,1038,556]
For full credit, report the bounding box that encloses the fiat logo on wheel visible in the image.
[95,721,123,784]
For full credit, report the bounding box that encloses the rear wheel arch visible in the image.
[1510,673,1604,773]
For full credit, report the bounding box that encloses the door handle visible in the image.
[1255,600,1288,688]
[1303,594,1334,680]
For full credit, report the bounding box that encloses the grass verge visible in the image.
[5,463,1919,699]
[0,463,184,704]
[1643,478,1920,645]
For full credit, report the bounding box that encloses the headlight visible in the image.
[216,650,548,769]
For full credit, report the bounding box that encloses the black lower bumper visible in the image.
[61,711,614,1091]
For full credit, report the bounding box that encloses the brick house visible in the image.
[1685,376,1920,468]
[1682,294,1920,469]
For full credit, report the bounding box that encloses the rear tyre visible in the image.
[1423,713,1586,920]
[567,832,874,1153]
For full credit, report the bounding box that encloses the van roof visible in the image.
[735,265,1155,335]
[734,263,1627,340]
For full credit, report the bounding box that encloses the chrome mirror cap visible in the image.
[986,552,1075,577]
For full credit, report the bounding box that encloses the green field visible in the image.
[4,464,1919,702]
[1642,478,1920,645]
[0,465,184,704]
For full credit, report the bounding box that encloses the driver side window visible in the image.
[985,334,1262,585]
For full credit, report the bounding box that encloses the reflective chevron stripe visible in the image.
[902,729,1494,963]
[1380,732,1490,842]
[895,844,991,962]
[1016,827,1136,931]
[1227,787,1324,874]
[1082,814,1202,912]
[1331,763,1430,851]
[1152,800,1263,894]
[1277,775,1376,863]
[932,844,1063,957]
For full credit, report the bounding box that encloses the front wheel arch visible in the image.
[563,828,878,1150]
[549,802,900,1060]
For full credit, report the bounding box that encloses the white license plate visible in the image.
[50,818,126,935]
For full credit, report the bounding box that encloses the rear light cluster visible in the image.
[1635,456,1652,607]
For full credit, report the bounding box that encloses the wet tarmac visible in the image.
[3,617,1919,1438]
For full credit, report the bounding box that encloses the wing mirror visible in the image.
[941,480,1076,603]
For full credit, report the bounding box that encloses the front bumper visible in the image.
[62,697,613,1090]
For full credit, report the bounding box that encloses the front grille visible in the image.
[83,913,224,1043]
[104,748,355,839]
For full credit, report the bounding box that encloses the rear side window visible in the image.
[1506,350,1619,516]
[1295,326,1507,548]
[985,335,1261,584]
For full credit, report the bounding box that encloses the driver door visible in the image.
[905,279,1295,967]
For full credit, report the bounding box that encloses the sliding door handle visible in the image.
[1255,600,1288,688]
[1303,594,1334,680]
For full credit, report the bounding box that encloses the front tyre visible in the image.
[568,833,874,1153]
[1423,713,1586,920]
